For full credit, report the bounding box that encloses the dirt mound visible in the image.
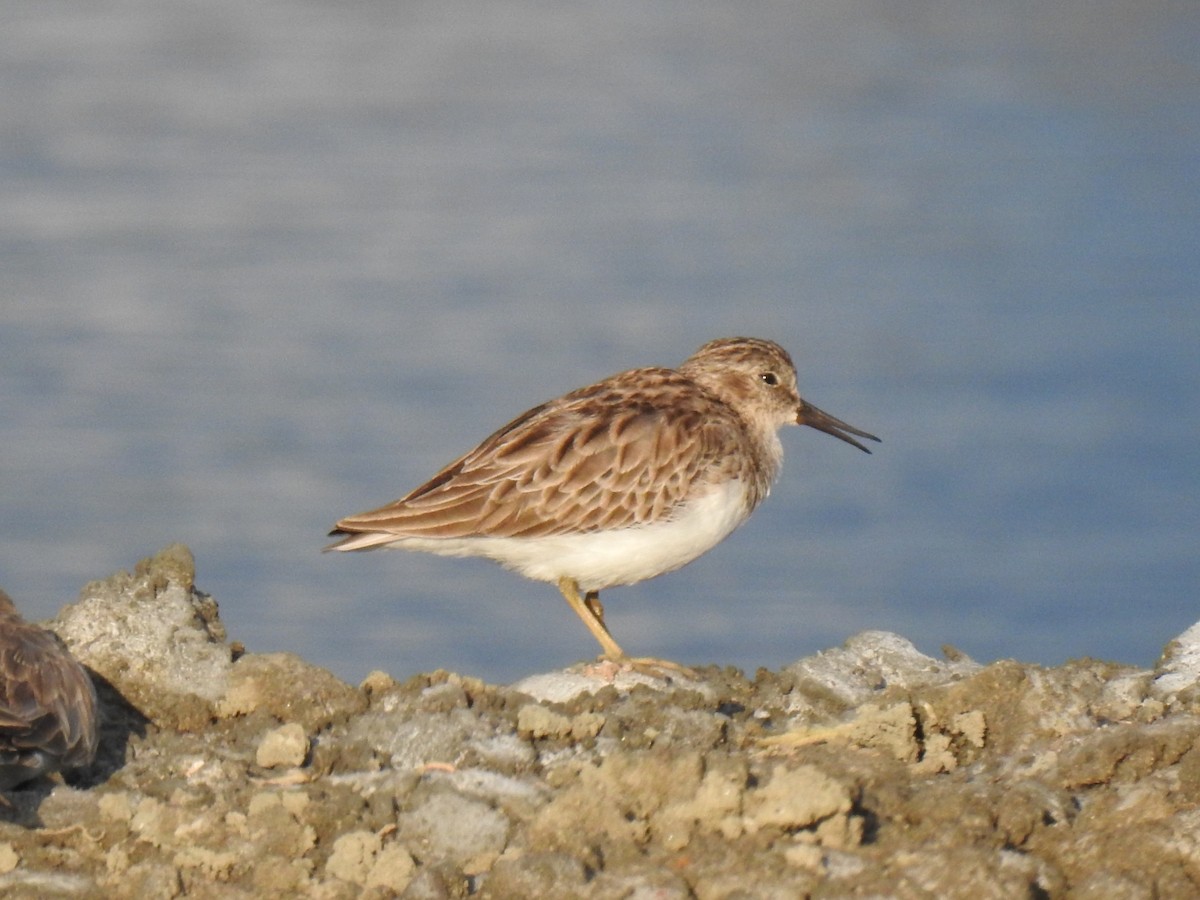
[1,545,1196,898]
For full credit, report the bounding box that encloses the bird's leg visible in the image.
[584,591,605,626]
[556,578,697,679]
[557,577,626,660]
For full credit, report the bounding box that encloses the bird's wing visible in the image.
[0,621,98,765]
[328,368,752,542]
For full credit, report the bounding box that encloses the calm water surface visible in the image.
[2,1,1198,683]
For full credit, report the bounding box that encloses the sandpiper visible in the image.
[0,589,99,796]
[327,337,879,660]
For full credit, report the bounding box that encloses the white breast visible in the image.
[382,479,755,592]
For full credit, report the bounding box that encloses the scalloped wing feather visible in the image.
[0,613,98,768]
[329,367,759,543]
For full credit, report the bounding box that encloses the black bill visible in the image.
[797,402,881,454]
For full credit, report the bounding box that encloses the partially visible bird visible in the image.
[0,588,99,796]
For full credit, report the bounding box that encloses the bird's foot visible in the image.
[583,654,699,682]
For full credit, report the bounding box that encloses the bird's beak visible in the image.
[797,401,881,454]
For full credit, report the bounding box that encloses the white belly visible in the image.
[382,480,754,592]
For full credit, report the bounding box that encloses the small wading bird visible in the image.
[0,589,98,798]
[327,337,879,663]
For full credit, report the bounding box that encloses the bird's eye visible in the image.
[760,372,779,386]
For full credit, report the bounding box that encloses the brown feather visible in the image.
[328,365,769,544]
[0,589,99,792]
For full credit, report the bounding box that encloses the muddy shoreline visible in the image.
[1,545,1196,898]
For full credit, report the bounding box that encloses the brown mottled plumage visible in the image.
[327,337,879,659]
[0,589,98,794]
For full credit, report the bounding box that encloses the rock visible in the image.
[396,789,510,867]
[515,703,605,740]
[510,663,698,703]
[255,723,309,769]
[5,548,1200,898]
[218,652,365,731]
[51,545,232,730]
[478,851,588,898]
[325,830,380,885]
[364,843,416,893]
[743,763,853,834]
[245,791,317,859]
[1153,619,1200,701]
[785,630,981,711]
[515,703,572,739]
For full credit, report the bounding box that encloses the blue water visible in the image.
[3,1,1198,684]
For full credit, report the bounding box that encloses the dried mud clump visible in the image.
[0,545,1197,898]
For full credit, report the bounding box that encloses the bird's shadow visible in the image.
[0,667,149,828]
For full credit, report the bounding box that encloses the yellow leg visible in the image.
[584,591,605,625]
[556,577,696,678]
[557,577,625,660]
